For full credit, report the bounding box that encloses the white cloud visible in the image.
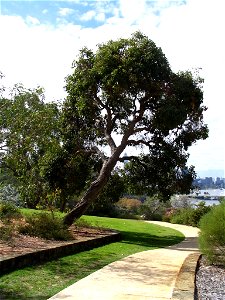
[80,10,96,21]
[150,0,225,172]
[119,0,147,23]
[26,16,40,25]
[0,15,82,101]
[58,7,75,17]
[95,12,105,22]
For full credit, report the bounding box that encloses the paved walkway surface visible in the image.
[49,221,200,300]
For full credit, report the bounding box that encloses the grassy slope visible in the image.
[0,214,184,299]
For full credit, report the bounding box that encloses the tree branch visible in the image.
[127,139,151,147]
[93,95,117,153]
[105,132,117,154]
[118,155,137,162]
[133,127,149,134]
[91,146,107,161]
[94,94,105,109]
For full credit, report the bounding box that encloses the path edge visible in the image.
[172,252,201,300]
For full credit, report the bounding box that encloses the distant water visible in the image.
[190,199,220,206]
[190,189,225,197]
[189,189,225,206]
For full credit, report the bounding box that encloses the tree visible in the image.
[62,32,208,225]
[0,85,61,208]
[122,149,196,200]
[41,147,102,212]
[87,169,125,216]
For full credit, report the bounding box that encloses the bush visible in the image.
[170,195,192,209]
[116,198,141,213]
[199,201,225,265]
[0,184,21,206]
[19,212,73,241]
[170,201,211,227]
[0,201,22,221]
[0,224,14,241]
[138,196,168,220]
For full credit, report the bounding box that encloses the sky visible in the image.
[0,0,224,178]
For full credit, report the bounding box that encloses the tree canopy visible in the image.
[0,85,60,207]
[62,32,208,225]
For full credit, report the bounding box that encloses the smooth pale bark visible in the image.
[63,145,126,226]
[63,109,144,226]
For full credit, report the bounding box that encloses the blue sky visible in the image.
[1,0,111,27]
[1,0,187,28]
[0,0,224,177]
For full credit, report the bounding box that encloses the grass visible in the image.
[0,214,184,299]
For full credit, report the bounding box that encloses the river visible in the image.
[188,188,225,206]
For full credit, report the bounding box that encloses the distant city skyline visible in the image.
[0,0,224,175]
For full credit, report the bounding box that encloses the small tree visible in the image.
[61,32,208,225]
[0,85,61,208]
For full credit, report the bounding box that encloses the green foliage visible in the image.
[199,201,225,265]
[116,197,142,210]
[62,31,208,223]
[123,155,196,201]
[41,147,101,212]
[0,224,14,241]
[65,32,208,150]
[0,184,20,206]
[0,201,22,241]
[0,201,22,221]
[138,195,169,220]
[170,201,211,227]
[111,197,142,219]
[170,194,192,209]
[19,212,73,241]
[0,86,61,208]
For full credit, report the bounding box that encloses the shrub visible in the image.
[19,212,73,241]
[162,208,177,222]
[0,184,20,206]
[138,196,168,220]
[116,198,141,213]
[199,201,225,265]
[114,206,139,220]
[170,195,192,209]
[0,224,14,241]
[0,201,22,222]
[170,201,211,227]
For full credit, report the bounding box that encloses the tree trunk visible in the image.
[59,197,67,212]
[63,149,123,226]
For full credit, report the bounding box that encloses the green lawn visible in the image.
[0,215,184,299]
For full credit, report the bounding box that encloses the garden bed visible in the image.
[0,225,121,275]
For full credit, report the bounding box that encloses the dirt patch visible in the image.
[0,224,112,259]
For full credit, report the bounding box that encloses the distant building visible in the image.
[193,176,225,189]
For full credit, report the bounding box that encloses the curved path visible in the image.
[49,221,200,300]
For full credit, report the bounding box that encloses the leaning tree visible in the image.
[63,32,208,225]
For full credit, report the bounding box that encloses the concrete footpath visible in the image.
[49,221,200,300]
